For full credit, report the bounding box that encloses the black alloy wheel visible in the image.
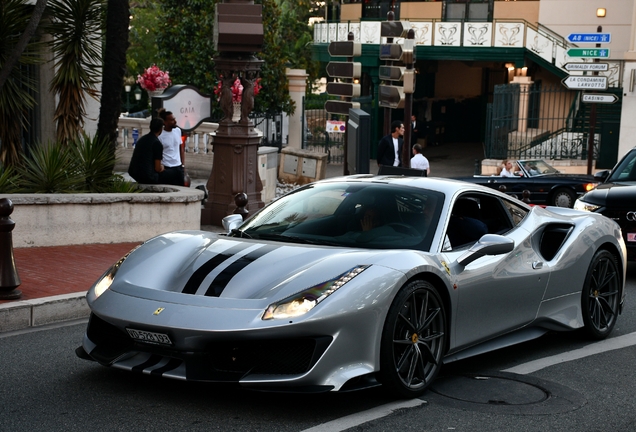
[581,250,621,340]
[380,280,446,398]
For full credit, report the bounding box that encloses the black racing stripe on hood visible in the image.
[182,243,252,294]
[204,244,280,297]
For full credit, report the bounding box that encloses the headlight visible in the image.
[262,266,369,320]
[92,246,140,299]
[573,199,601,212]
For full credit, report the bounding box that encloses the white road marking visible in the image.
[503,331,636,375]
[300,399,426,432]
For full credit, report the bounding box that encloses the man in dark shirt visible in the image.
[128,118,165,184]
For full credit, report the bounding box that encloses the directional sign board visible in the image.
[381,21,410,38]
[324,100,361,116]
[567,33,611,43]
[582,93,618,104]
[328,41,361,57]
[326,82,361,98]
[564,62,609,72]
[378,85,405,109]
[379,65,405,81]
[567,48,610,58]
[326,61,362,79]
[379,40,414,63]
[562,76,608,90]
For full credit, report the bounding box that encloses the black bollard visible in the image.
[474,159,481,175]
[0,198,21,300]
[233,192,249,221]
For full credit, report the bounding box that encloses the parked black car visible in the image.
[457,159,598,207]
[574,147,636,260]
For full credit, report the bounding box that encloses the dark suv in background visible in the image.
[574,147,636,260]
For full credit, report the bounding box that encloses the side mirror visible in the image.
[222,214,244,234]
[456,234,514,267]
[593,170,610,182]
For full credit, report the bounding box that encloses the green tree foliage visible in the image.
[255,0,293,115]
[156,0,217,95]
[127,1,160,77]
[47,0,103,145]
[0,0,45,166]
[275,0,320,91]
[155,0,293,116]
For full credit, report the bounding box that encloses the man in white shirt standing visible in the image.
[157,108,185,186]
[410,143,430,176]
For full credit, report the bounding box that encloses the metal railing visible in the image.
[485,83,614,160]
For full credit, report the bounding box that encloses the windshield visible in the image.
[518,160,559,177]
[607,150,636,182]
[234,182,445,251]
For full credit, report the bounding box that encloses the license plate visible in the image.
[127,328,172,345]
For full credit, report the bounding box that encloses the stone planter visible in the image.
[1,185,204,248]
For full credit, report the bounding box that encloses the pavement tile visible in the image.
[1,242,140,304]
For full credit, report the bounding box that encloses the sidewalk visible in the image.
[0,142,483,333]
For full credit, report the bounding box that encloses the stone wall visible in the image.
[3,186,204,248]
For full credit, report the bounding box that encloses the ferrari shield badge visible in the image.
[441,261,450,275]
[153,307,165,315]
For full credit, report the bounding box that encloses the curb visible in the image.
[0,292,89,333]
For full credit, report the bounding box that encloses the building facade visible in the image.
[312,0,636,165]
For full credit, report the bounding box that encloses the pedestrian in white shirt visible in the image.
[157,108,186,186]
[411,144,430,176]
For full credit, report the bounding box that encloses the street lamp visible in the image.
[133,87,142,112]
[124,85,132,112]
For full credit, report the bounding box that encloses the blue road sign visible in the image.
[567,33,611,43]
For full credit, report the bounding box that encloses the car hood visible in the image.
[580,182,636,206]
[107,231,408,302]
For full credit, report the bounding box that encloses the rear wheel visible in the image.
[551,188,576,207]
[581,250,620,340]
[379,281,446,398]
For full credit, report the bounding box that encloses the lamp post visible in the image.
[201,0,265,225]
[124,85,132,112]
[133,87,142,112]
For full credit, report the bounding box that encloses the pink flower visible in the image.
[137,65,171,91]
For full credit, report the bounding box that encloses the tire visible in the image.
[551,188,576,207]
[581,250,621,340]
[379,280,446,398]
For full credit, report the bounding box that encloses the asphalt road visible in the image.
[1,265,635,432]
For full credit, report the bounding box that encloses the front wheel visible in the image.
[581,250,621,340]
[551,188,576,207]
[379,281,446,398]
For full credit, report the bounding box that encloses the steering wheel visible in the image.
[387,223,420,236]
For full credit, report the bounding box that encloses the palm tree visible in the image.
[0,0,46,166]
[96,0,130,151]
[47,0,102,145]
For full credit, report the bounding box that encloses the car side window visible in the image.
[444,193,521,251]
[502,199,528,226]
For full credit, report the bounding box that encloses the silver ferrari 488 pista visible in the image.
[77,176,626,398]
